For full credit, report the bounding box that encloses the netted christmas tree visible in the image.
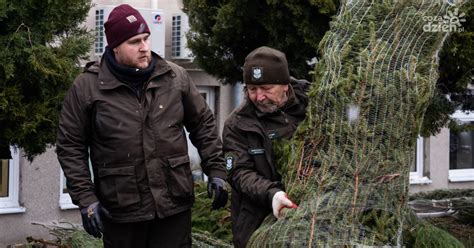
[248,0,465,246]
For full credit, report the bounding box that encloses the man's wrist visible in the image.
[78,195,99,209]
[268,188,282,207]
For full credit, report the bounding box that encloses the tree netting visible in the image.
[248,0,459,246]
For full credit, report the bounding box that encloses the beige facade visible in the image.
[411,127,474,193]
[0,0,472,246]
[0,148,79,246]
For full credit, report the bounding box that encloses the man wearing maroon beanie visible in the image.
[56,4,228,247]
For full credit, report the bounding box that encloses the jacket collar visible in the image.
[92,52,173,90]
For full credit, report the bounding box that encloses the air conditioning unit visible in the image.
[94,5,165,57]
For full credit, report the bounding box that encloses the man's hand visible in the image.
[272,191,298,219]
[207,177,228,210]
[80,202,106,238]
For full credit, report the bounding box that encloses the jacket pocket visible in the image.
[166,154,193,202]
[97,166,140,211]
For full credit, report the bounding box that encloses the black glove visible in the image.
[207,177,228,210]
[80,202,105,238]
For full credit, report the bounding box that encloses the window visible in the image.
[197,86,215,113]
[449,111,474,182]
[0,147,25,214]
[410,137,431,184]
[95,9,105,55]
[171,14,191,59]
[59,169,77,210]
[187,86,216,181]
[59,158,93,210]
[0,160,8,197]
[172,15,182,58]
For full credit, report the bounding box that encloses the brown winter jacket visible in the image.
[222,78,310,247]
[56,52,225,223]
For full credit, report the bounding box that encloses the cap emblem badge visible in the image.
[251,67,263,81]
[126,15,138,23]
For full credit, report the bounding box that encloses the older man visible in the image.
[223,46,310,247]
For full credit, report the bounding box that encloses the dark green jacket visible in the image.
[57,53,225,222]
[222,78,309,247]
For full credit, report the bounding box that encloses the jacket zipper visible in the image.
[279,110,289,123]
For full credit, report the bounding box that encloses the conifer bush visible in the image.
[191,182,232,245]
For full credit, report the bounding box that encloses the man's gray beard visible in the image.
[256,103,279,113]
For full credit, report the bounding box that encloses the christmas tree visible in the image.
[249,0,463,246]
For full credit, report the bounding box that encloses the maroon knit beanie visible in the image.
[104,4,150,48]
[243,46,290,85]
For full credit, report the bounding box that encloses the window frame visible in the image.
[410,137,432,185]
[171,13,191,59]
[59,168,78,210]
[94,8,105,55]
[59,156,93,210]
[188,86,216,182]
[171,14,182,58]
[197,86,215,113]
[0,147,26,214]
[449,110,474,182]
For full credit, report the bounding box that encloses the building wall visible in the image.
[0,148,80,246]
[410,128,474,193]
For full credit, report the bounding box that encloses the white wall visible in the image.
[0,147,80,246]
[410,128,474,193]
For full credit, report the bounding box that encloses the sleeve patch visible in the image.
[225,152,235,171]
